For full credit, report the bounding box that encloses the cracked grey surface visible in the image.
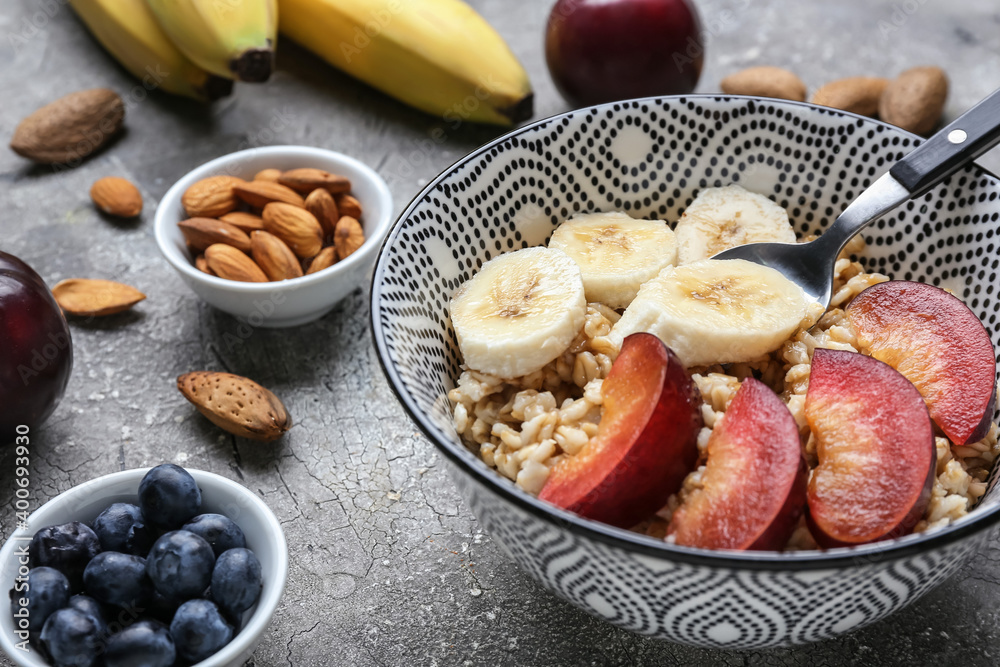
[2,0,1000,665]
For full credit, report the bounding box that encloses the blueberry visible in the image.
[92,503,153,556]
[29,522,101,589]
[65,595,106,637]
[104,619,175,667]
[83,552,153,609]
[211,548,262,616]
[170,599,233,663]
[138,464,202,530]
[10,566,70,637]
[182,514,247,557]
[146,531,214,601]
[39,608,100,667]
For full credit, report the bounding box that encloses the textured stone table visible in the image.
[2,0,1000,665]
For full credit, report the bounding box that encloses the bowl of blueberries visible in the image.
[0,464,288,667]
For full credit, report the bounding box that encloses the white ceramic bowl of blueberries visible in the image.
[0,465,287,667]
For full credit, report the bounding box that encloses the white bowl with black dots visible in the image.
[370,96,1000,648]
[0,468,288,666]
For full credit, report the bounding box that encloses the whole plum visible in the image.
[0,251,72,441]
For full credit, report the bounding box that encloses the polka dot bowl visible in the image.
[370,96,1000,648]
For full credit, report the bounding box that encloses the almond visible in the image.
[334,193,362,220]
[177,371,291,442]
[251,230,303,281]
[10,89,125,164]
[182,175,245,218]
[334,216,365,260]
[204,243,268,282]
[278,168,351,194]
[233,181,305,209]
[306,246,338,275]
[720,66,807,102]
[52,278,145,316]
[220,211,265,233]
[880,66,948,136]
[90,176,143,217]
[305,188,339,237]
[812,77,889,117]
[254,168,282,182]
[262,202,324,259]
[178,217,252,253]
[195,254,214,275]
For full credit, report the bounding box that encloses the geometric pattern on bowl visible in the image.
[371,95,1000,647]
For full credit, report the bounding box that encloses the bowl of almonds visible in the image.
[154,145,393,327]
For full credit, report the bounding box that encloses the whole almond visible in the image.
[182,175,245,218]
[306,246,338,275]
[262,202,324,258]
[178,217,252,253]
[880,66,948,136]
[205,243,268,282]
[52,279,145,316]
[278,168,351,194]
[234,181,305,209]
[305,188,339,237]
[334,216,365,260]
[177,371,291,441]
[195,254,214,275]
[220,211,265,233]
[10,89,125,164]
[720,66,807,102]
[251,230,304,281]
[812,77,889,117]
[90,177,143,217]
[334,193,362,220]
[254,168,282,182]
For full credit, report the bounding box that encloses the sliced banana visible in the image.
[608,259,816,367]
[548,211,677,309]
[675,185,797,264]
[450,247,587,378]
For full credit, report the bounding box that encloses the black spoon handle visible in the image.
[890,87,1000,198]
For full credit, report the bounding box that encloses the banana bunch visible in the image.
[451,185,816,378]
[69,0,276,102]
[277,0,534,126]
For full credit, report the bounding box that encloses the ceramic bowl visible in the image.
[370,95,1000,648]
[0,468,288,666]
[155,145,393,328]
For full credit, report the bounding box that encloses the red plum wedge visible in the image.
[539,332,701,528]
[668,378,807,551]
[805,348,935,547]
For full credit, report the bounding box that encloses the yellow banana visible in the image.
[277,0,533,126]
[68,0,233,101]
[144,0,277,83]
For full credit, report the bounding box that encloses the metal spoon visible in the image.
[712,88,1000,310]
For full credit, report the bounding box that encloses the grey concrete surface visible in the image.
[1,0,1000,665]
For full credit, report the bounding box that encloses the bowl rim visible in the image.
[153,145,393,293]
[370,93,1000,571]
[0,467,288,667]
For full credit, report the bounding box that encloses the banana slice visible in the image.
[608,259,817,367]
[548,211,677,309]
[451,247,587,378]
[675,185,797,264]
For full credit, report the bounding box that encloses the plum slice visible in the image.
[806,348,935,547]
[539,333,701,528]
[668,378,807,551]
[846,280,997,445]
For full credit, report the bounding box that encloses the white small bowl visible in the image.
[154,145,393,328]
[0,468,288,667]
